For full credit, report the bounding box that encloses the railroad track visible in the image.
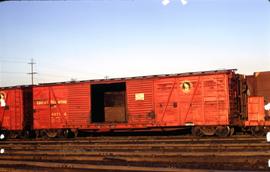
[0,135,269,171]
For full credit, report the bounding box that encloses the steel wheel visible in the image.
[46,130,58,138]
[200,126,216,136]
[215,126,230,137]
[192,127,204,137]
[250,126,265,136]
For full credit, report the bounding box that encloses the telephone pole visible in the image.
[28,58,37,85]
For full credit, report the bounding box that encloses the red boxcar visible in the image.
[244,96,270,135]
[0,86,32,138]
[33,69,246,137]
[246,71,270,135]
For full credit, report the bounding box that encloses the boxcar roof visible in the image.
[36,68,237,86]
[0,69,236,89]
[0,85,32,90]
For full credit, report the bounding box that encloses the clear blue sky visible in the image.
[0,0,269,86]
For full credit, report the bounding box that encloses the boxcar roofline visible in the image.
[35,69,237,87]
[0,85,32,90]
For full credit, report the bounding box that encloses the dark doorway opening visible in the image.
[91,82,127,123]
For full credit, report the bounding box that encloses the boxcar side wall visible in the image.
[245,97,266,126]
[126,79,155,124]
[32,70,236,132]
[33,83,91,130]
[33,85,69,129]
[153,73,230,126]
[67,83,90,127]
